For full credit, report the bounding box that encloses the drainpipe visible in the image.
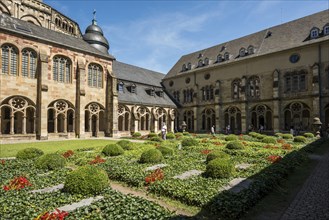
[318,44,323,122]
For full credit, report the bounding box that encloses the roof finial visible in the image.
[92,9,97,25]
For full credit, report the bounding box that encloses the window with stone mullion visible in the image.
[58,60,64,82]
[22,51,29,77]
[10,50,17,76]
[97,71,102,88]
[1,47,9,74]
[65,62,71,83]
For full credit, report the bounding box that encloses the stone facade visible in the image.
[163,10,329,134]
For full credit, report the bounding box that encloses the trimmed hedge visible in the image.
[35,153,66,170]
[102,144,124,156]
[157,146,174,157]
[206,151,230,163]
[166,132,176,139]
[262,137,277,144]
[294,135,307,143]
[282,134,293,139]
[64,165,109,195]
[139,149,164,164]
[225,135,238,141]
[16,148,44,160]
[181,138,198,147]
[226,141,245,150]
[150,136,163,142]
[117,140,134,150]
[303,133,314,138]
[132,132,141,138]
[148,133,157,138]
[205,158,235,179]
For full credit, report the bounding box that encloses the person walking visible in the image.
[161,124,167,140]
[211,125,215,136]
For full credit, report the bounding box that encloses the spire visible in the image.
[92,9,97,25]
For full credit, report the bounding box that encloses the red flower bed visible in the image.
[282,143,292,150]
[89,155,106,165]
[277,139,286,144]
[145,168,164,185]
[36,209,69,220]
[3,176,32,191]
[264,145,279,149]
[1,160,5,166]
[267,155,282,163]
[201,149,212,155]
[62,150,74,158]
[213,142,223,146]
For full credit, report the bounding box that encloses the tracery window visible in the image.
[250,105,272,131]
[22,49,37,78]
[224,106,241,134]
[201,86,214,101]
[247,76,260,98]
[284,102,310,131]
[284,70,307,92]
[1,44,18,76]
[118,105,130,131]
[232,79,241,99]
[53,56,71,83]
[201,108,215,131]
[183,110,194,131]
[88,63,103,88]
[183,89,193,103]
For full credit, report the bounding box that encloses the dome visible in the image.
[83,13,109,54]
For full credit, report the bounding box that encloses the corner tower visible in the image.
[83,11,110,54]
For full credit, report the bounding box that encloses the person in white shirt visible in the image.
[161,124,167,140]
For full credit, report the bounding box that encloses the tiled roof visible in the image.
[0,13,115,60]
[165,9,329,79]
[113,61,176,107]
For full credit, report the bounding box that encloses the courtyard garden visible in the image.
[0,132,326,219]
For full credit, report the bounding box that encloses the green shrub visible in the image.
[148,133,157,138]
[195,134,211,139]
[294,136,307,143]
[205,158,235,179]
[181,138,198,147]
[166,132,176,139]
[206,151,230,163]
[16,148,44,160]
[248,132,259,138]
[183,132,190,136]
[175,132,184,139]
[102,144,124,156]
[262,137,277,144]
[225,141,245,150]
[139,149,164,163]
[282,134,293,139]
[275,133,283,137]
[116,140,134,150]
[151,136,163,142]
[303,133,314,138]
[132,132,141,138]
[157,146,174,157]
[256,134,266,140]
[63,165,108,195]
[35,153,66,170]
[225,135,238,141]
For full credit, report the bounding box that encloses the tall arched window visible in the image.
[22,48,37,78]
[250,105,272,131]
[224,106,241,134]
[232,79,241,99]
[53,56,71,83]
[201,108,215,131]
[284,102,310,131]
[247,76,260,98]
[183,110,194,131]
[1,44,18,76]
[88,63,103,88]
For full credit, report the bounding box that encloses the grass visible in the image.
[0,139,117,157]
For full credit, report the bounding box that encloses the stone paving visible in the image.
[280,149,329,220]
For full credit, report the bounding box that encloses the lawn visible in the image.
[0,139,117,157]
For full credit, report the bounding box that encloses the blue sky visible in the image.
[46,0,329,73]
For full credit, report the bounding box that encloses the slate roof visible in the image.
[113,61,176,107]
[165,9,329,79]
[0,13,115,60]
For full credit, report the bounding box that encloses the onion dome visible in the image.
[83,11,109,54]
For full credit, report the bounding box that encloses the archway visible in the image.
[84,102,105,137]
[47,100,75,134]
[224,106,241,134]
[250,104,272,131]
[284,102,310,131]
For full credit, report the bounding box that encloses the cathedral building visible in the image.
[0,0,175,141]
[162,10,329,134]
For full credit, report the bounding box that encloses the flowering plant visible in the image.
[201,149,212,155]
[3,176,32,191]
[89,155,106,165]
[264,145,279,150]
[35,209,69,220]
[282,143,292,150]
[145,168,164,185]
[1,160,5,165]
[62,150,74,158]
[277,139,286,144]
[267,155,282,163]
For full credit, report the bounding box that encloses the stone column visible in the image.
[96,116,99,137]
[193,106,198,132]
[272,70,280,132]
[63,116,67,133]
[22,116,27,134]
[0,115,2,134]
[312,64,320,118]
[154,119,158,133]
[10,115,14,134]
[54,116,57,133]
[105,65,118,137]
[76,57,86,138]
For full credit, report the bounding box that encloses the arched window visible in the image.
[187,62,192,70]
[1,44,18,76]
[53,56,71,83]
[22,48,37,78]
[239,48,246,57]
[137,107,150,131]
[247,76,260,98]
[201,108,215,131]
[250,105,272,131]
[284,70,307,92]
[224,106,241,134]
[182,64,187,71]
[217,54,223,63]
[183,110,194,131]
[88,63,103,88]
[284,102,310,131]
[118,105,130,132]
[232,79,241,99]
[204,58,209,66]
[224,52,229,61]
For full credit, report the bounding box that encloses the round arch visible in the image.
[20,15,42,26]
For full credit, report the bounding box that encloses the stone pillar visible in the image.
[10,115,14,134]
[105,65,118,137]
[22,116,26,134]
[0,115,2,134]
[63,116,67,133]
[134,120,139,133]
[193,107,198,132]
[75,57,86,138]
[312,64,320,118]
[272,70,280,132]
[89,116,92,132]
[33,115,36,134]
[96,116,99,136]
[54,116,57,133]
[240,103,246,133]
[36,50,49,140]
[154,119,158,133]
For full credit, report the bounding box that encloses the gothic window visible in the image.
[84,102,105,134]
[201,108,215,131]
[88,63,103,88]
[224,52,230,61]
[118,105,130,131]
[247,45,254,54]
[284,102,310,131]
[53,56,71,83]
[250,105,272,131]
[224,106,242,134]
[232,79,241,99]
[22,49,37,78]
[324,25,329,35]
[1,44,18,76]
[182,64,187,72]
[183,110,194,131]
[202,86,214,101]
[284,70,307,92]
[173,91,180,102]
[118,81,124,93]
[239,48,246,57]
[247,76,260,98]
[47,100,75,133]
[310,28,319,39]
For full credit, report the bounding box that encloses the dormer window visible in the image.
[310,28,319,39]
[239,48,246,57]
[198,59,203,67]
[156,90,164,97]
[146,88,155,96]
[217,54,223,63]
[204,58,209,66]
[324,25,329,36]
[182,64,187,72]
[224,52,230,61]
[118,81,124,93]
[187,62,192,70]
[198,53,203,58]
[248,45,254,55]
[127,84,137,93]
